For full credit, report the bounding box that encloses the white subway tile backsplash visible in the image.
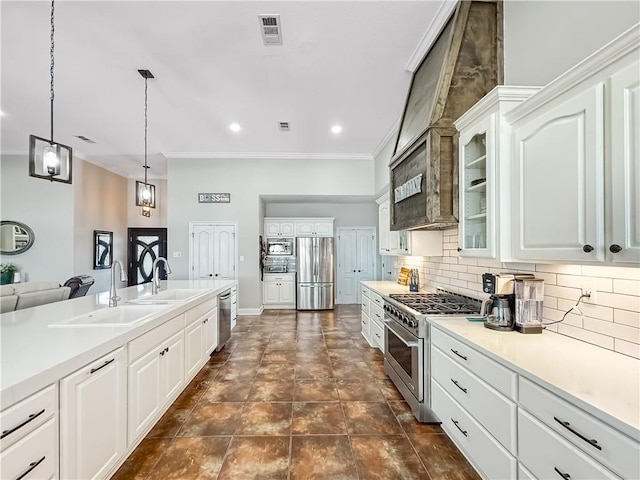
[583,317,640,344]
[399,233,640,358]
[613,279,640,296]
[597,292,640,312]
[545,284,583,301]
[614,309,640,328]
[557,274,613,292]
[557,324,615,350]
[582,265,640,280]
[557,298,614,322]
[614,339,640,359]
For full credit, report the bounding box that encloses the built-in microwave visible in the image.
[266,237,294,256]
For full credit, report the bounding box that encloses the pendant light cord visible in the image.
[50,0,55,141]
[144,77,148,186]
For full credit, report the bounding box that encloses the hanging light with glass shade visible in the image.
[135,69,156,217]
[29,0,73,184]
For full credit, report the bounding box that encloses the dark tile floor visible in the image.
[112,305,480,480]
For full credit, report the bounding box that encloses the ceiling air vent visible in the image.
[278,122,290,131]
[75,135,96,144]
[258,14,282,45]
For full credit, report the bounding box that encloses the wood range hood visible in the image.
[390,0,503,231]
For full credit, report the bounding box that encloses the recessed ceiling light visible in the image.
[229,123,241,132]
[331,125,343,134]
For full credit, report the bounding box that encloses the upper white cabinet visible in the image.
[506,27,639,264]
[60,347,126,480]
[295,219,334,237]
[376,193,443,256]
[264,217,334,237]
[264,220,295,237]
[455,87,541,260]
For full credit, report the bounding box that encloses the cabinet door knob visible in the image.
[457,247,462,252]
[582,244,594,253]
[609,244,622,253]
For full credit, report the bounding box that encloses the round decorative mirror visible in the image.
[0,221,35,255]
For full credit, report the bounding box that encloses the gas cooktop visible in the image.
[388,293,482,315]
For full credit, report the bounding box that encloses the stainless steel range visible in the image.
[382,290,484,423]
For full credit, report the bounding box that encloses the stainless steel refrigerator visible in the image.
[296,237,334,310]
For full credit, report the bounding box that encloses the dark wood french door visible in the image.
[127,228,168,286]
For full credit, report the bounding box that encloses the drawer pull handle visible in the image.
[375,333,381,339]
[553,416,602,451]
[554,467,571,479]
[451,379,468,394]
[450,349,467,361]
[90,358,115,374]
[451,418,468,437]
[375,313,381,318]
[15,456,46,480]
[1,409,46,439]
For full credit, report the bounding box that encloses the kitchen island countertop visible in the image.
[0,279,235,410]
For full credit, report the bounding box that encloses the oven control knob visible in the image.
[401,314,409,324]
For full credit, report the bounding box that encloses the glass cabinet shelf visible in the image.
[461,131,488,251]
[466,154,486,168]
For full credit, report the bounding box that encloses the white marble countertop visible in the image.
[0,279,235,410]
[360,281,639,440]
[361,280,414,295]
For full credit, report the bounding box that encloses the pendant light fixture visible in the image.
[29,0,73,184]
[135,69,156,217]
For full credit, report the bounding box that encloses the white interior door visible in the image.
[213,224,236,279]
[190,222,237,280]
[336,227,376,304]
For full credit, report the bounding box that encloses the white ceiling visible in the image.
[1,1,449,179]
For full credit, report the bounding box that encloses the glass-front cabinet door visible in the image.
[459,117,494,257]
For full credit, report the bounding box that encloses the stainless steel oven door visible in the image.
[384,318,423,402]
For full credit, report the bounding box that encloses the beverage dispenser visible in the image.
[514,278,544,334]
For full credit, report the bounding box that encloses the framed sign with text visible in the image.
[198,193,231,203]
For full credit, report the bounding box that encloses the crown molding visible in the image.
[164,152,373,161]
[371,115,401,160]
[454,86,542,130]
[404,0,458,72]
[505,24,639,125]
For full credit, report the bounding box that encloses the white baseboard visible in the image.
[238,307,264,315]
[263,304,296,310]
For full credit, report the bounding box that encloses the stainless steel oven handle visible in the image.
[382,318,419,347]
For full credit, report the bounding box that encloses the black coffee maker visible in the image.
[482,273,534,331]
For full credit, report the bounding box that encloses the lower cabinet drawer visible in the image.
[369,291,383,310]
[361,314,371,340]
[361,296,370,316]
[370,319,384,352]
[0,417,57,480]
[369,302,384,326]
[518,409,622,480]
[519,377,638,480]
[432,379,516,480]
[0,385,57,451]
[432,346,516,454]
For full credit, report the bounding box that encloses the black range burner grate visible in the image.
[389,293,482,315]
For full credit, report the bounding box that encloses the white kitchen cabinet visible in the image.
[127,330,184,446]
[295,219,334,237]
[454,87,540,259]
[263,273,295,308]
[0,385,58,480]
[264,219,295,237]
[230,286,237,330]
[376,193,442,256]
[60,347,126,480]
[360,286,384,352]
[519,377,638,480]
[185,307,217,381]
[506,29,639,264]
[518,410,622,480]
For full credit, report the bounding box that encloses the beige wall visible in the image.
[0,155,75,284]
[73,160,129,294]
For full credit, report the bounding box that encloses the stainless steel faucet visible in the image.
[109,260,128,307]
[151,257,172,294]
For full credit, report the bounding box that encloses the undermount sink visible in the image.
[126,288,210,304]
[49,304,168,328]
